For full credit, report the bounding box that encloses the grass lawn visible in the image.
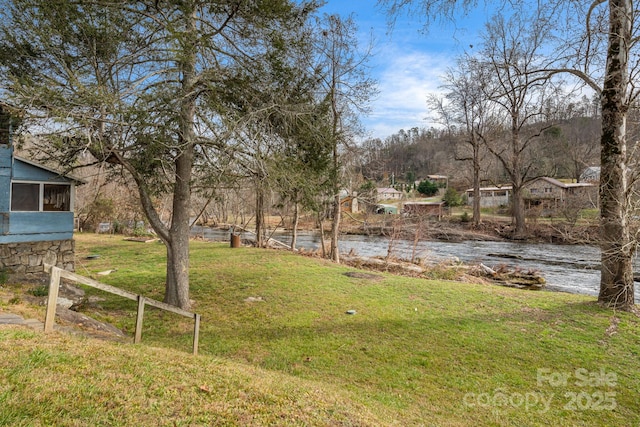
[1,233,639,426]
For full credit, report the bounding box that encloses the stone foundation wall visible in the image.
[0,239,75,273]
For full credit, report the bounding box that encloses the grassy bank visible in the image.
[1,233,639,426]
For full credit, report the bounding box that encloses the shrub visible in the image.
[29,285,48,297]
[417,180,439,197]
[443,188,462,207]
[80,197,115,232]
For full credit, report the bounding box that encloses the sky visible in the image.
[318,1,491,141]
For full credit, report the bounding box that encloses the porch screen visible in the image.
[11,183,39,211]
[10,183,71,211]
[43,184,71,211]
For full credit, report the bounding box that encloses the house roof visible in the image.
[564,182,596,188]
[14,155,85,184]
[465,178,596,193]
[465,185,512,193]
[529,176,595,189]
[580,166,600,179]
[533,176,566,187]
[403,201,445,206]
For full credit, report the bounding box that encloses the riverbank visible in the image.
[210,215,600,245]
[338,216,600,245]
[194,219,609,300]
[1,233,638,426]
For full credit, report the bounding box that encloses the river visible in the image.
[191,226,640,302]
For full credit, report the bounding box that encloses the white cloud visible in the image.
[361,47,452,140]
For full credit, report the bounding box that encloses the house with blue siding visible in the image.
[0,107,82,273]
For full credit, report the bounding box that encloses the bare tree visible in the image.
[380,0,638,309]
[550,1,639,308]
[478,13,562,237]
[310,14,376,263]
[430,55,497,227]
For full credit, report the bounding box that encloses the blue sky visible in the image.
[318,2,490,140]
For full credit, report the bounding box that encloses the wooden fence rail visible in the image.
[43,264,201,355]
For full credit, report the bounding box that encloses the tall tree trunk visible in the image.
[164,142,194,310]
[330,84,341,263]
[598,0,635,309]
[472,133,481,227]
[164,2,197,310]
[512,185,527,238]
[330,140,341,262]
[291,200,299,250]
[318,213,327,258]
[330,191,341,263]
[255,183,265,248]
[510,117,527,237]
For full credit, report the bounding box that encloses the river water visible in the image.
[192,226,640,302]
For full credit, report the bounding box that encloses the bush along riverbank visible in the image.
[338,253,547,291]
[338,216,600,245]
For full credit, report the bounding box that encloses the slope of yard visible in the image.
[1,233,639,426]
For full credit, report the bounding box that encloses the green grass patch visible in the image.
[1,232,639,426]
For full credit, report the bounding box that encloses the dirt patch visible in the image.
[605,316,620,337]
[343,271,384,281]
[123,237,159,243]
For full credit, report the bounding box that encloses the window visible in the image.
[11,182,71,212]
[11,183,39,211]
[43,184,70,211]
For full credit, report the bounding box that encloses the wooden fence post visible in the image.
[134,295,145,344]
[193,314,200,355]
[43,266,61,332]
[42,264,200,354]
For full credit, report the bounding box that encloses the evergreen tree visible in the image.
[0,0,320,309]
